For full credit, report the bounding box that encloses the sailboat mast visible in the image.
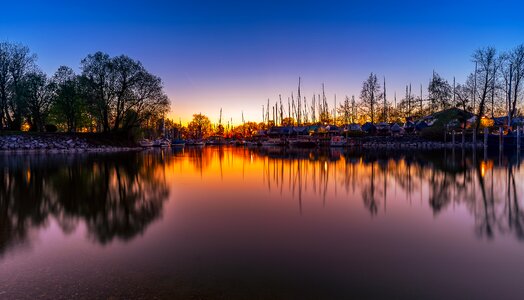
[383,76,387,122]
[297,77,301,126]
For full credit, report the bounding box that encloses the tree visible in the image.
[502,44,524,120]
[360,73,381,123]
[80,52,112,132]
[471,47,498,130]
[454,80,473,112]
[80,52,169,132]
[337,96,353,124]
[187,113,212,139]
[428,72,452,113]
[281,117,295,126]
[20,71,53,132]
[50,66,86,132]
[0,42,36,130]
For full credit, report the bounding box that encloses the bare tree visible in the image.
[472,47,498,130]
[360,73,381,123]
[428,71,452,113]
[503,45,524,120]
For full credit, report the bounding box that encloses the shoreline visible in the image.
[0,132,495,154]
[0,147,143,154]
[0,132,142,153]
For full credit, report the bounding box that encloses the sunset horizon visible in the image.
[2,1,523,125]
[2,1,524,299]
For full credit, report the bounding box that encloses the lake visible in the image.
[1,146,524,299]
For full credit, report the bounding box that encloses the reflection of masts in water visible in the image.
[476,160,493,238]
[219,147,224,181]
[280,159,284,196]
[242,148,245,181]
[506,167,524,239]
[322,161,329,208]
[312,159,317,194]
[298,160,303,214]
[384,165,387,213]
[334,159,337,198]
[407,162,412,204]
[362,161,378,215]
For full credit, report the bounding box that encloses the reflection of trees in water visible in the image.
[471,160,524,241]
[184,146,213,176]
[0,156,56,257]
[255,147,337,214]
[252,147,524,242]
[0,152,168,257]
[504,166,524,239]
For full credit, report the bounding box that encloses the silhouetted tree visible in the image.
[187,113,213,139]
[0,42,36,130]
[471,47,499,130]
[428,72,452,113]
[80,52,169,132]
[20,71,53,131]
[360,73,381,123]
[50,66,86,132]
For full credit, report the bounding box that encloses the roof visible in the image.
[362,122,376,131]
[390,123,402,132]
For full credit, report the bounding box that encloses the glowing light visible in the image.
[21,122,30,132]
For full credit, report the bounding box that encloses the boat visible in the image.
[376,122,391,135]
[192,140,206,146]
[288,137,317,148]
[403,121,415,133]
[206,135,226,146]
[390,123,404,136]
[171,138,185,147]
[261,138,285,147]
[153,138,170,147]
[185,139,205,146]
[139,139,154,148]
[330,136,347,147]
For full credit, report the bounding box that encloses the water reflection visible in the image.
[3,147,524,298]
[2,147,524,255]
[0,152,169,257]
[246,147,524,242]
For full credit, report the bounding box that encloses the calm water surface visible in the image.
[1,147,524,299]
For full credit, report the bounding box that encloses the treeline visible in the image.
[258,45,524,130]
[0,41,170,133]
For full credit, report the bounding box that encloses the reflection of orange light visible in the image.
[324,162,328,172]
[480,161,493,177]
[26,170,31,182]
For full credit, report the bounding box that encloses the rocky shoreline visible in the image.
[0,134,141,153]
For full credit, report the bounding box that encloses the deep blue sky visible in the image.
[1,0,523,123]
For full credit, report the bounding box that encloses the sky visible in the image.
[1,0,524,124]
